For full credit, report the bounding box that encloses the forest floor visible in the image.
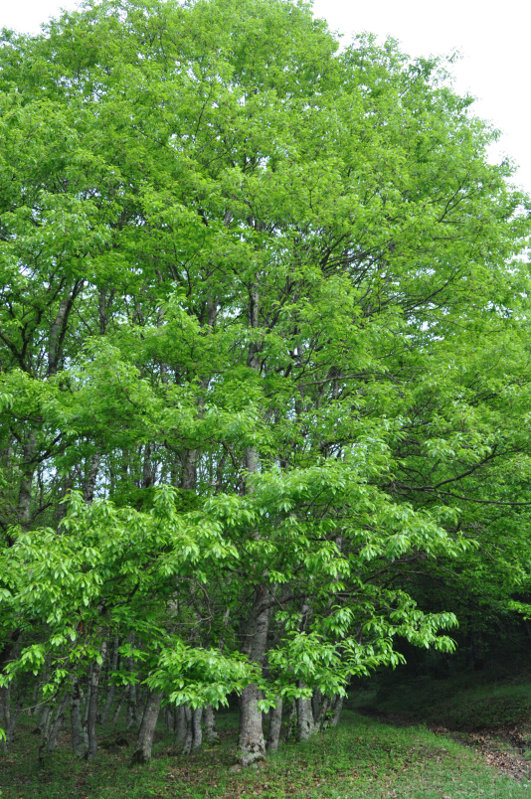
[1,676,530,799]
[355,673,531,786]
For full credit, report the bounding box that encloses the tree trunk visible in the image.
[83,452,100,503]
[100,636,120,725]
[174,705,186,745]
[71,679,89,758]
[203,704,219,743]
[112,693,124,725]
[266,698,283,752]
[86,642,107,761]
[0,687,22,753]
[191,706,203,750]
[329,695,344,728]
[131,692,162,764]
[296,694,316,741]
[126,680,139,730]
[17,432,37,527]
[39,695,68,763]
[315,694,344,730]
[181,705,193,755]
[238,584,271,766]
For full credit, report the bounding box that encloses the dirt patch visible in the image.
[451,729,531,783]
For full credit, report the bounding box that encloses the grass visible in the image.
[1,708,530,799]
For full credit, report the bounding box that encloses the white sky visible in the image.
[2,0,531,193]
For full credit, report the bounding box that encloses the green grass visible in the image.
[1,710,529,799]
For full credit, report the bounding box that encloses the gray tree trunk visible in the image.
[175,704,186,746]
[131,692,162,764]
[71,679,89,758]
[329,695,344,728]
[181,705,193,755]
[238,584,271,766]
[39,695,68,763]
[296,694,316,741]
[203,704,219,743]
[266,698,283,752]
[112,694,124,725]
[101,636,120,725]
[0,687,22,753]
[315,694,344,730]
[126,680,139,730]
[191,706,203,750]
[86,642,107,761]
[17,432,37,527]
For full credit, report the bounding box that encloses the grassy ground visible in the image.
[355,671,531,763]
[1,708,530,799]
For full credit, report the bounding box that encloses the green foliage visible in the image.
[0,0,529,746]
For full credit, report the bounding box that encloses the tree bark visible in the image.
[315,693,344,730]
[85,642,107,761]
[174,704,186,745]
[39,695,68,763]
[71,679,89,758]
[238,584,271,766]
[296,694,316,741]
[181,705,193,755]
[131,691,162,764]
[266,698,283,752]
[100,635,120,725]
[17,432,37,527]
[191,706,203,750]
[203,704,219,743]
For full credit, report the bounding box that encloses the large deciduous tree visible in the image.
[0,0,529,765]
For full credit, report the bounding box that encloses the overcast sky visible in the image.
[2,0,531,193]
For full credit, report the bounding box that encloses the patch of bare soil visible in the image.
[450,728,531,783]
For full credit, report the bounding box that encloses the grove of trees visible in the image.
[0,0,529,768]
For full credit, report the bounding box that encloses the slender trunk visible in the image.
[286,701,297,741]
[86,642,107,761]
[203,704,219,743]
[131,692,162,764]
[83,452,100,503]
[191,706,203,750]
[175,705,186,745]
[164,708,174,733]
[17,432,37,527]
[181,448,197,492]
[47,282,82,376]
[181,705,193,755]
[266,698,283,752]
[71,679,89,758]
[39,695,68,763]
[0,687,21,752]
[112,694,124,725]
[315,694,344,730]
[329,695,344,728]
[126,679,139,730]
[314,694,331,731]
[101,636,120,725]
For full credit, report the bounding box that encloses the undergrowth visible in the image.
[356,673,531,734]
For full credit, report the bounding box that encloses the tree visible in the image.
[0,0,529,765]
